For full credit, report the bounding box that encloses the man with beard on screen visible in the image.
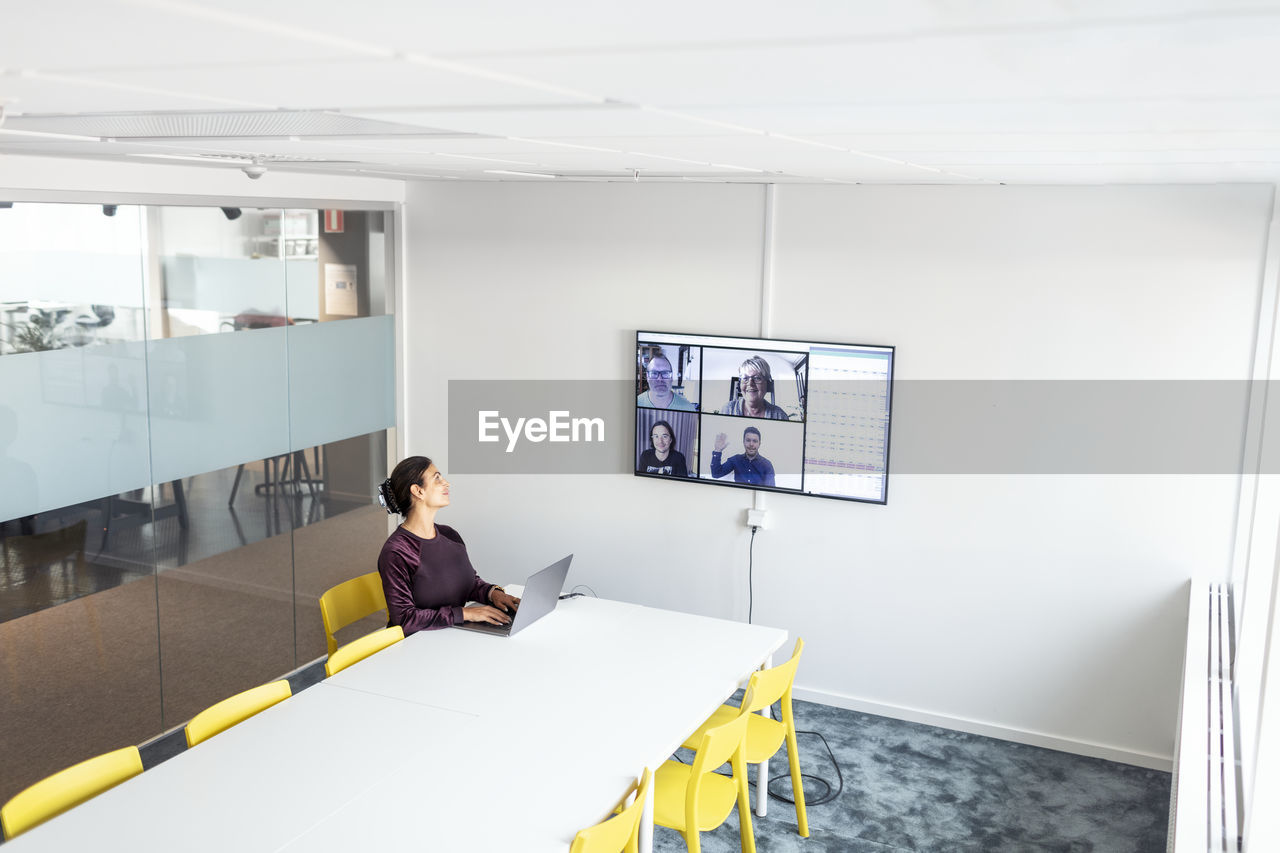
[637,352,697,410]
[710,426,775,487]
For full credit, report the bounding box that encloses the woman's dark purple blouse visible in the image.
[377,524,495,634]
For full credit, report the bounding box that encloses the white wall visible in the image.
[403,181,1273,767]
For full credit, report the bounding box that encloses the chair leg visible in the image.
[733,751,757,853]
[681,829,698,853]
[755,700,772,816]
[785,720,809,838]
[754,759,768,816]
[639,785,654,853]
[228,463,245,506]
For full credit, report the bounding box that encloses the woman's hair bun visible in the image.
[376,478,400,515]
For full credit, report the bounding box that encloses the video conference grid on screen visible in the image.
[634,331,894,504]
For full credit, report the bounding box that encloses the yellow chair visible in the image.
[569,768,652,853]
[1,746,143,840]
[319,571,388,656]
[655,702,756,853]
[185,680,292,748]
[680,638,808,837]
[325,624,405,676]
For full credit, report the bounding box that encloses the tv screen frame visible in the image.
[634,330,895,505]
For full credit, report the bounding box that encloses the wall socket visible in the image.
[746,509,769,530]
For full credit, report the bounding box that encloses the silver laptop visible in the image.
[454,554,573,638]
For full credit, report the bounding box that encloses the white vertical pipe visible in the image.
[754,183,777,515]
[1231,187,1280,621]
[1235,187,1280,821]
[754,187,776,800]
[390,199,409,534]
[1243,554,1280,851]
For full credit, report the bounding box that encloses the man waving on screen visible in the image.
[710,426,776,487]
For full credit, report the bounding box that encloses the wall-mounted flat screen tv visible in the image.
[635,331,894,504]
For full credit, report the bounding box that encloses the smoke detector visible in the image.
[242,158,267,180]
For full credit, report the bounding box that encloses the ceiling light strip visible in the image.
[635,104,994,181]
[766,133,848,152]
[0,127,101,141]
[625,151,720,166]
[639,106,765,135]
[126,152,250,164]
[26,70,273,109]
[709,162,765,173]
[433,8,1280,60]
[507,137,626,155]
[400,54,604,103]
[504,136,769,175]
[435,152,542,166]
[123,0,602,104]
[622,150,763,173]
[484,169,556,179]
[122,0,393,58]
[358,169,462,180]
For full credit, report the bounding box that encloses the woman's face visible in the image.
[739,365,766,407]
[413,464,451,509]
[651,426,673,455]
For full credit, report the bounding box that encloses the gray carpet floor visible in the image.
[653,697,1170,853]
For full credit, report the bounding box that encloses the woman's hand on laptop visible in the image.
[463,605,512,625]
[490,588,521,614]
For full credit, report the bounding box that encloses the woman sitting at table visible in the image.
[376,455,520,634]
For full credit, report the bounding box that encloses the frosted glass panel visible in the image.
[161,256,289,316]
[287,315,394,450]
[1,200,394,809]
[0,204,146,307]
[285,260,320,320]
[161,257,315,318]
[147,328,291,483]
[0,342,152,520]
[5,252,150,307]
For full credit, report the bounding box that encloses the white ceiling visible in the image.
[4,0,1280,184]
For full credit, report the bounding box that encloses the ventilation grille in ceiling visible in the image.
[185,152,357,164]
[5,110,470,139]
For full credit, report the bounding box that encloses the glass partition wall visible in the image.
[0,202,395,803]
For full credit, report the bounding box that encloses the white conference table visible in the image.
[7,595,786,853]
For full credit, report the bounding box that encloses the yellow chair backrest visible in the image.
[1,746,143,840]
[325,625,404,677]
[739,638,804,714]
[691,699,752,776]
[185,680,292,748]
[686,696,752,850]
[319,571,388,655]
[569,768,652,853]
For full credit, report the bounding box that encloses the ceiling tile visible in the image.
[83,59,569,111]
[0,73,269,115]
[679,99,1280,136]
[343,104,706,137]
[0,0,360,70]
[4,0,1280,183]
[452,18,1280,108]
[133,0,1276,57]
